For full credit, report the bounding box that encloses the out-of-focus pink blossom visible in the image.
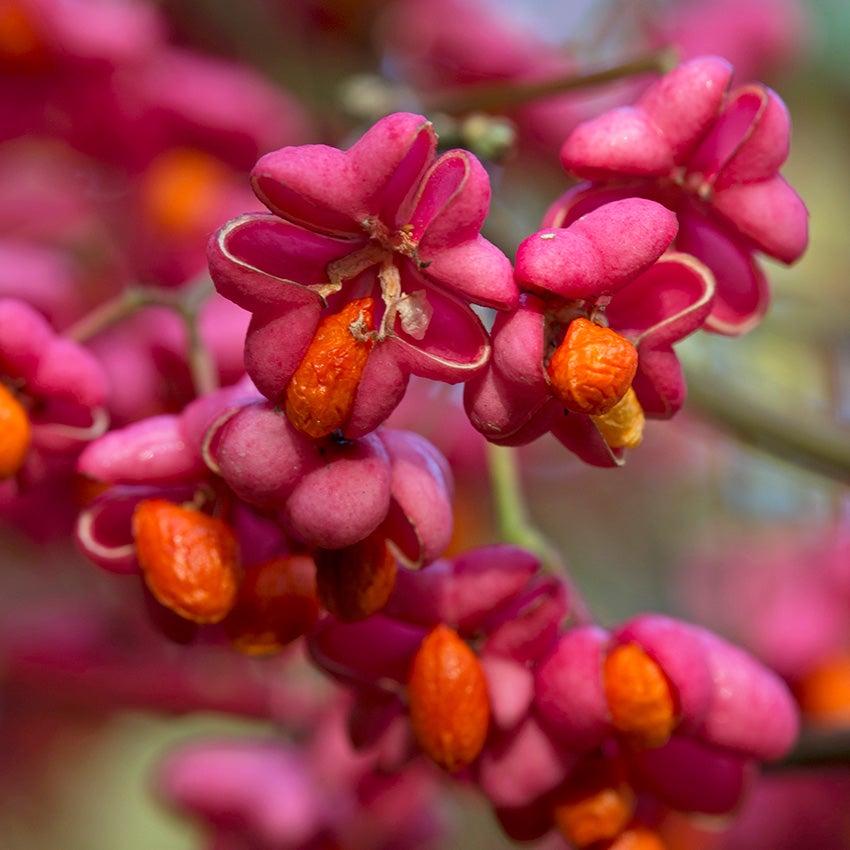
[377,0,588,154]
[661,770,850,850]
[0,0,166,146]
[125,47,312,171]
[158,703,446,850]
[87,295,251,427]
[658,0,808,84]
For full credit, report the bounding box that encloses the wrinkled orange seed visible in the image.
[224,553,320,655]
[407,623,490,772]
[604,642,678,748]
[132,499,240,624]
[0,382,31,481]
[284,297,375,438]
[547,317,638,415]
[592,386,645,450]
[314,533,397,622]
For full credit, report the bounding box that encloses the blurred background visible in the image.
[1,0,849,847]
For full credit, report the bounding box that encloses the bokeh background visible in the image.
[2,1,850,847]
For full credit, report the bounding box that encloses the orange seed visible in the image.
[284,297,375,438]
[224,553,320,655]
[0,382,30,481]
[547,317,638,416]
[604,643,678,749]
[554,779,636,848]
[314,532,397,622]
[796,651,850,725]
[141,148,231,238]
[132,499,240,624]
[0,2,48,68]
[407,623,490,772]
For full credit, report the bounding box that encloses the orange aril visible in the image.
[284,297,375,438]
[314,532,397,622]
[224,553,319,655]
[132,499,240,624]
[604,643,678,749]
[141,148,231,239]
[554,776,636,848]
[796,651,850,725]
[0,2,48,69]
[408,624,490,772]
[547,317,638,416]
[0,382,30,481]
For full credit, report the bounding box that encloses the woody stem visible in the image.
[684,367,850,486]
[765,725,850,771]
[422,47,679,114]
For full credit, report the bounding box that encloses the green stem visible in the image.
[422,48,679,115]
[65,287,153,344]
[181,302,220,398]
[486,442,592,624]
[488,442,549,557]
[66,275,220,399]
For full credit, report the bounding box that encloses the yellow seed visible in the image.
[592,386,645,449]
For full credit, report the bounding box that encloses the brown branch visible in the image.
[765,725,850,771]
[684,369,850,486]
[421,48,679,114]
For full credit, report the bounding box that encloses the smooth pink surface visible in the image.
[534,624,611,751]
[554,55,809,335]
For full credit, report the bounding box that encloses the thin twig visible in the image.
[765,725,850,771]
[65,287,153,343]
[66,274,220,398]
[684,369,850,486]
[422,48,679,115]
